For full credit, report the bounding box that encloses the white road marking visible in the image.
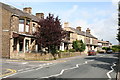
[2,63,53,79]
[21,62,28,64]
[3,59,95,79]
[106,62,116,79]
[41,60,94,78]
[100,56,103,57]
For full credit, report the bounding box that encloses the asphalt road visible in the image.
[1,53,118,80]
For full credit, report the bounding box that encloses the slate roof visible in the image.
[68,27,97,39]
[1,2,40,22]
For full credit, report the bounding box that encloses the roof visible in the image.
[1,2,40,22]
[98,40,110,44]
[13,32,36,38]
[66,27,97,39]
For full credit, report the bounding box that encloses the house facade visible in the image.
[61,22,98,53]
[1,2,44,58]
[97,40,112,51]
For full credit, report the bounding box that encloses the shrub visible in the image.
[69,49,76,52]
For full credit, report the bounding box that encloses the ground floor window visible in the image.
[19,39,24,51]
[25,40,29,52]
[13,38,17,51]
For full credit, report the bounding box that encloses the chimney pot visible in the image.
[36,13,44,19]
[76,26,81,31]
[86,28,90,33]
[23,7,32,14]
[64,22,69,27]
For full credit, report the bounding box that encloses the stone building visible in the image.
[62,22,98,53]
[98,40,112,51]
[1,2,44,58]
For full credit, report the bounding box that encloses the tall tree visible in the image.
[72,40,86,54]
[117,2,120,44]
[35,13,66,59]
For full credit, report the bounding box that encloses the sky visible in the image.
[1,0,119,45]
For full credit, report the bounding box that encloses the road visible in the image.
[1,53,118,80]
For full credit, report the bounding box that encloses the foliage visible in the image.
[72,40,86,53]
[112,45,120,52]
[34,13,66,59]
[117,3,120,43]
[117,28,120,43]
[102,47,111,50]
[69,49,76,52]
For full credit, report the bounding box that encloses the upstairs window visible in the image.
[19,19,24,24]
[19,19,24,32]
[26,20,30,32]
[32,23,36,33]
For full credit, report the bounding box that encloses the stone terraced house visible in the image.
[61,22,98,53]
[0,2,44,58]
[0,2,112,59]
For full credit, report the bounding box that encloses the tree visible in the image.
[35,13,66,59]
[112,45,120,52]
[117,2,120,44]
[102,47,111,51]
[117,28,120,44]
[72,40,86,54]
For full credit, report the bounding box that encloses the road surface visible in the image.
[1,53,118,80]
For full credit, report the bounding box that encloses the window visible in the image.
[19,19,24,32]
[25,40,29,52]
[26,20,30,32]
[19,19,24,24]
[32,23,36,33]
[13,38,17,51]
[26,20,30,25]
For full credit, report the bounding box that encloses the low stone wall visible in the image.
[10,52,85,60]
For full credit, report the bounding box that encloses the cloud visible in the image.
[60,4,118,45]
[90,12,118,45]
[60,5,79,22]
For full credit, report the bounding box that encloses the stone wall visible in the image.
[10,52,83,60]
[2,7,12,58]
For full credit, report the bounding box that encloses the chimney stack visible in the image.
[36,13,44,19]
[76,26,81,31]
[23,7,32,14]
[64,22,69,27]
[86,28,90,33]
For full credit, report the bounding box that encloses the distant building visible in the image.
[61,22,98,53]
[98,40,112,51]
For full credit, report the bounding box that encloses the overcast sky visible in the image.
[1,0,119,45]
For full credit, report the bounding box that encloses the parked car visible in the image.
[99,50,106,53]
[88,50,96,56]
[106,50,113,54]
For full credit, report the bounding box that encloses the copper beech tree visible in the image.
[35,13,66,59]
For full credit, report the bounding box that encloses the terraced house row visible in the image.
[61,22,98,53]
[0,2,112,59]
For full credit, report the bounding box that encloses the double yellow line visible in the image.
[0,69,16,77]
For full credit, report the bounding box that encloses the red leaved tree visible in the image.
[35,13,66,59]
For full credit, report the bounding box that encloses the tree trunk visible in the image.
[52,54,56,60]
[80,52,81,55]
[58,52,61,58]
